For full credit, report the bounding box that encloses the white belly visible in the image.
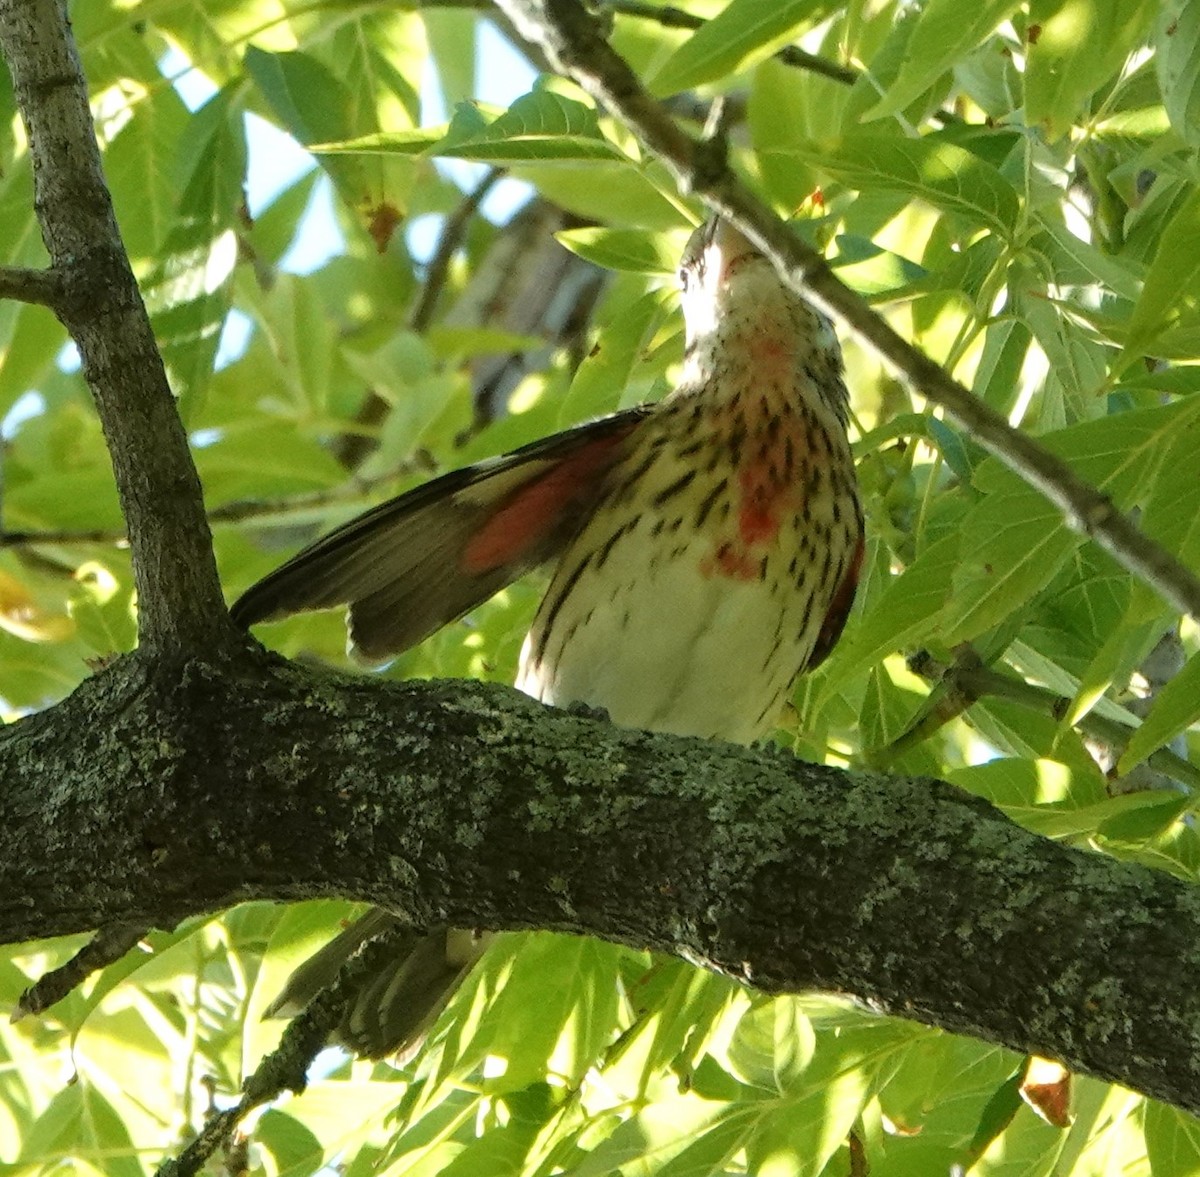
[515,511,826,745]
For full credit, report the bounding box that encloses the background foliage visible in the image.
[2,0,1200,1172]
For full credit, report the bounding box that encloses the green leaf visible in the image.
[1140,429,1200,570]
[748,59,823,210]
[14,1082,142,1177]
[246,44,417,239]
[831,234,927,297]
[195,423,347,502]
[818,531,961,702]
[971,318,1034,415]
[68,561,137,656]
[246,45,354,149]
[556,227,680,274]
[508,160,687,230]
[1122,188,1200,365]
[1156,0,1200,146]
[1062,615,1164,729]
[558,288,673,425]
[863,0,1024,119]
[425,8,478,114]
[1145,1100,1200,1174]
[1119,366,1200,397]
[1027,217,1144,301]
[1118,649,1200,773]
[999,787,1186,841]
[430,934,627,1097]
[948,756,1105,809]
[256,1109,326,1176]
[105,81,191,261]
[648,0,833,96]
[1025,0,1160,142]
[573,1096,748,1177]
[728,997,817,1093]
[437,91,621,162]
[770,130,1020,236]
[944,402,1198,640]
[0,303,67,424]
[141,83,245,421]
[312,127,447,156]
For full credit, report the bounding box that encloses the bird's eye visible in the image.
[678,266,690,292]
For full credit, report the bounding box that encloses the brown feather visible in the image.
[230,407,649,659]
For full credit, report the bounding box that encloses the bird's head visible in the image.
[678,217,791,341]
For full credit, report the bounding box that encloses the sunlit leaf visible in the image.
[1122,188,1200,365]
[1155,0,1200,146]
[863,0,1024,119]
[1025,0,1159,142]
[770,130,1020,236]
[648,0,835,96]
[438,91,623,162]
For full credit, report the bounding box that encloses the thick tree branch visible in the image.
[3,649,1200,1114]
[0,0,230,654]
[492,0,1200,624]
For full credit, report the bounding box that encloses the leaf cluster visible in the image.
[2,0,1200,1173]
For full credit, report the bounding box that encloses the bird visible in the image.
[231,216,864,1058]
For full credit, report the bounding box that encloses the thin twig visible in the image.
[155,926,418,1177]
[904,649,1200,792]
[494,0,1200,624]
[0,527,129,549]
[410,167,506,333]
[209,459,435,525]
[13,923,147,1019]
[603,0,860,86]
[0,265,63,308]
[0,461,434,550]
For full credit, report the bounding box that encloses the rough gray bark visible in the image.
[3,647,1200,1113]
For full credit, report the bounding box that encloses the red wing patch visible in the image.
[461,432,632,575]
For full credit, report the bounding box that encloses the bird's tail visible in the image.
[265,909,492,1061]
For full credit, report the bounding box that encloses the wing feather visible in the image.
[802,534,864,674]
[230,408,649,659]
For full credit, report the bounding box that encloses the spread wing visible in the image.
[230,408,650,660]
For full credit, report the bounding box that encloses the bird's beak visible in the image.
[704,217,761,283]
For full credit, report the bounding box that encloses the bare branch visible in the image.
[492,0,1200,624]
[156,927,409,1177]
[0,0,230,654]
[0,265,63,308]
[14,924,147,1019]
[0,528,129,550]
[906,648,1200,793]
[410,167,506,334]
